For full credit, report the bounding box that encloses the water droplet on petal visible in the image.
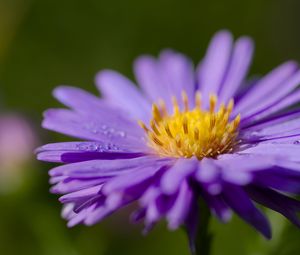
[293,140,300,145]
[117,131,126,138]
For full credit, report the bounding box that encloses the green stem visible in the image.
[193,200,212,255]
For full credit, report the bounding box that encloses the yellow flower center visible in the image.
[139,91,241,160]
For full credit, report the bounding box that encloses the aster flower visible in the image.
[37,30,300,253]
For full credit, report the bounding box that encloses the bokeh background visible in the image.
[0,0,300,254]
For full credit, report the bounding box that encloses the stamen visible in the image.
[140,93,240,160]
[183,117,188,134]
[172,96,180,114]
[152,104,162,122]
[175,135,182,148]
[150,120,160,135]
[227,99,234,114]
[164,123,173,138]
[182,91,189,111]
[209,94,217,113]
[138,121,149,132]
[194,127,199,140]
[158,99,168,117]
[233,114,241,127]
[195,91,202,109]
[150,133,163,146]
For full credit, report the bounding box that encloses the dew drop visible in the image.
[77,143,88,151]
[293,140,300,145]
[88,144,98,151]
[92,129,99,134]
[117,131,126,138]
[108,127,115,133]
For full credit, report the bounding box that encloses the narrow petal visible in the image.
[59,185,102,203]
[102,164,165,194]
[219,36,254,104]
[240,70,300,122]
[241,117,300,142]
[53,86,125,117]
[36,141,145,163]
[222,184,271,239]
[242,89,300,125]
[246,186,300,227]
[134,55,172,108]
[202,193,232,223]
[234,61,298,115]
[160,158,198,194]
[242,110,300,131]
[158,50,195,108]
[42,109,146,150]
[197,30,233,108]
[134,50,195,111]
[238,144,300,161]
[49,156,166,177]
[166,180,194,229]
[253,168,300,193]
[196,158,223,195]
[51,177,106,194]
[95,70,151,122]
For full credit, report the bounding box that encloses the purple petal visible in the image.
[134,55,172,109]
[158,50,195,108]
[196,156,253,191]
[197,30,233,108]
[82,193,124,226]
[217,152,276,170]
[243,89,300,125]
[238,143,300,161]
[95,70,151,122]
[51,177,106,194]
[59,185,102,203]
[242,110,300,131]
[196,158,220,182]
[252,168,300,193]
[234,61,298,115]
[42,109,146,151]
[222,184,271,239]
[240,70,300,122]
[36,141,146,163]
[67,203,98,227]
[166,180,194,230]
[195,158,223,195]
[49,156,166,177]
[218,36,254,104]
[184,195,199,253]
[102,163,166,195]
[61,203,76,220]
[202,193,232,223]
[134,50,195,111]
[139,187,163,229]
[246,186,300,227]
[160,157,197,194]
[53,86,125,117]
[241,116,300,142]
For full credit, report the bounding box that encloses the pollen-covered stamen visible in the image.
[139,91,241,160]
[182,91,189,111]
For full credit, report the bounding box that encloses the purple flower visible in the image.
[37,30,300,246]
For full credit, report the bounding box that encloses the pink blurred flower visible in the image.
[0,114,36,192]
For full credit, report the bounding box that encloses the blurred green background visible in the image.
[0,0,300,254]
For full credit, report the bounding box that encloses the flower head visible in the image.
[37,30,300,247]
[139,92,240,159]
